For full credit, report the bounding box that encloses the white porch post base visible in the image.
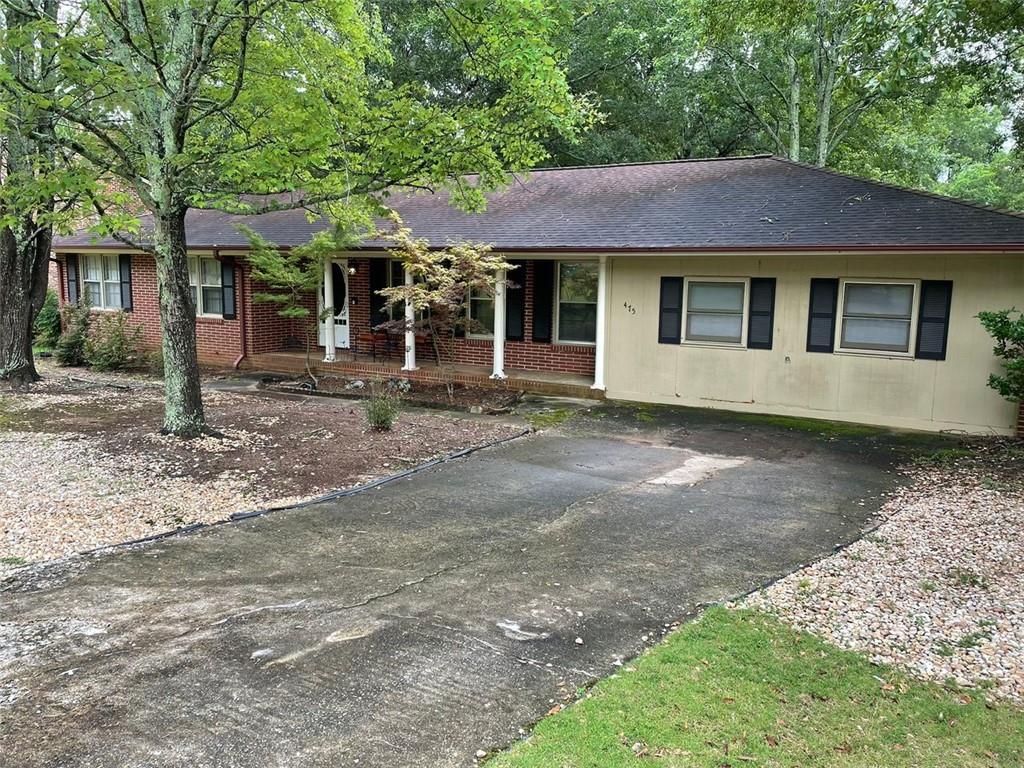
[591,254,608,391]
[322,260,336,363]
[401,265,417,371]
[491,268,507,379]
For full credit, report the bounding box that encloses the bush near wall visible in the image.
[33,290,61,350]
[85,312,142,372]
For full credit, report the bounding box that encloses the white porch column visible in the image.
[591,254,608,391]
[322,260,336,363]
[401,265,417,371]
[490,268,507,379]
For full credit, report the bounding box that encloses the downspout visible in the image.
[230,251,248,370]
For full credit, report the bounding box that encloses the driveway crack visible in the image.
[334,550,494,611]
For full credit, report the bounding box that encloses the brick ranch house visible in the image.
[53,156,1024,435]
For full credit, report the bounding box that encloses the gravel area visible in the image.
[742,442,1024,704]
[0,364,524,579]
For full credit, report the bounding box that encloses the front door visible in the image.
[319,259,350,349]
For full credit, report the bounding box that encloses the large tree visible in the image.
[16,0,587,436]
[689,0,953,166]
[0,0,68,388]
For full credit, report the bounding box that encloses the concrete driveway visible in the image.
[0,405,910,767]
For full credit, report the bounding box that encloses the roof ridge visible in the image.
[770,156,1024,222]
[527,154,773,173]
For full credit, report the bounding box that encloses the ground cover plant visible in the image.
[492,608,1024,768]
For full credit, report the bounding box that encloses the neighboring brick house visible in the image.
[53,155,1024,435]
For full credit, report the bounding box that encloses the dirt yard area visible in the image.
[743,441,1024,704]
[0,363,524,577]
[268,373,523,412]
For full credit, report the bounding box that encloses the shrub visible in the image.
[33,290,62,350]
[978,308,1024,404]
[54,303,92,367]
[147,346,165,377]
[85,312,141,372]
[366,388,401,432]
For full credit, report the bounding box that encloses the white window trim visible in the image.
[467,287,495,340]
[554,260,599,346]
[835,278,919,358]
[189,256,223,318]
[81,254,123,311]
[680,276,750,348]
[387,258,429,324]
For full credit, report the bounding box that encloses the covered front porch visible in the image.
[244,254,610,397]
[240,350,603,399]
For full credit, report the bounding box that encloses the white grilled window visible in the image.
[189,257,223,317]
[82,254,122,309]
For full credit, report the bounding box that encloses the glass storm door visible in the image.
[319,259,350,349]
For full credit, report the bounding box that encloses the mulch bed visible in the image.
[266,373,523,413]
[0,363,526,575]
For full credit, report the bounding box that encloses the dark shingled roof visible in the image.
[55,155,1024,252]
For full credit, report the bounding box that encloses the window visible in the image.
[838,280,916,354]
[388,259,429,324]
[467,288,495,337]
[189,256,223,317]
[684,279,747,345]
[82,254,122,309]
[556,261,598,343]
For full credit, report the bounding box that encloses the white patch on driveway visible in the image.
[497,621,550,641]
[646,454,747,487]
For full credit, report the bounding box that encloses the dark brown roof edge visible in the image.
[770,156,1024,222]
[520,153,775,173]
[53,243,1024,254]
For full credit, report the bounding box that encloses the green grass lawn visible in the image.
[492,609,1022,767]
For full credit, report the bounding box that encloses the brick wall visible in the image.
[245,257,377,356]
[448,259,595,376]
[244,263,313,354]
[343,258,595,376]
[55,253,596,377]
[55,252,243,367]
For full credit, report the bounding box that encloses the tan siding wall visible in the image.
[605,254,1024,435]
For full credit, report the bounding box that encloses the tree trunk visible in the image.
[152,210,208,437]
[0,224,49,389]
[812,0,837,166]
[787,54,801,162]
[0,1,56,390]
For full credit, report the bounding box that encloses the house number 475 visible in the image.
[622,301,637,315]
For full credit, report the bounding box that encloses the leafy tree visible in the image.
[0,0,82,388]
[377,212,514,393]
[11,0,588,436]
[688,0,953,166]
[978,309,1024,406]
[947,1,1024,141]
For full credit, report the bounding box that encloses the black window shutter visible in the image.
[220,260,236,320]
[505,260,525,341]
[658,277,684,344]
[369,258,389,329]
[915,280,952,360]
[66,254,80,305]
[118,254,134,311]
[747,278,776,349]
[532,260,555,343]
[806,278,839,353]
